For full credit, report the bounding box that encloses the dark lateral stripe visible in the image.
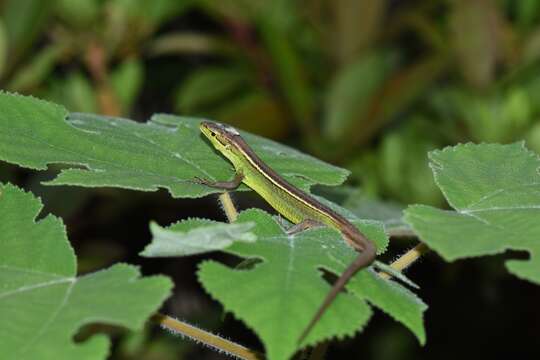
[232,135,351,230]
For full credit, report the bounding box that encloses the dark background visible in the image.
[1,0,539,358]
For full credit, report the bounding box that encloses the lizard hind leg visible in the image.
[286,219,324,235]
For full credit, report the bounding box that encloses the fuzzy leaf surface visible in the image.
[404,143,540,283]
[160,209,427,360]
[0,183,173,360]
[0,92,348,198]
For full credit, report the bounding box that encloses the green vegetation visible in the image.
[1,1,540,359]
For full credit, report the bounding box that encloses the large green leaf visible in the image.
[405,142,540,283]
[0,183,173,360]
[144,209,426,360]
[0,92,348,198]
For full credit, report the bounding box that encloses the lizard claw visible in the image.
[192,176,210,185]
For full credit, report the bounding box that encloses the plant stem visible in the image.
[219,192,239,222]
[379,242,430,280]
[391,242,429,271]
[152,313,262,360]
[152,194,261,358]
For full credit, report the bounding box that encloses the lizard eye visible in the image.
[211,132,216,137]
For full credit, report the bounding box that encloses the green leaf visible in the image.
[332,0,386,64]
[7,44,68,92]
[340,187,407,231]
[258,15,314,131]
[110,58,144,113]
[0,19,7,78]
[214,92,288,137]
[141,219,256,257]
[55,0,100,28]
[0,92,348,198]
[114,0,192,28]
[378,119,444,206]
[150,209,426,360]
[148,32,231,57]
[450,0,500,88]
[324,51,397,140]
[0,183,173,360]
[45,72,98,113]
[404,142,540,284]
[174,66,250,114]
[431,87,533,143]
[2,0,56,66]
[515,0,540,29]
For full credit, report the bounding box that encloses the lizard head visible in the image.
[200,121,246,167]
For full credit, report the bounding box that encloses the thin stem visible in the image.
[379,243,430,280]
[152,197,254,358]
[152,313,262,360]
[391,243,429,272]
[218,192,239,222]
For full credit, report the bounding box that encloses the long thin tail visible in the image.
[297,238,376,344]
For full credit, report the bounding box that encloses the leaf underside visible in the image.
[142,219,257,257]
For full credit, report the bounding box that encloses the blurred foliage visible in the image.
[4,0,540,207]
[2,0,540,358]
